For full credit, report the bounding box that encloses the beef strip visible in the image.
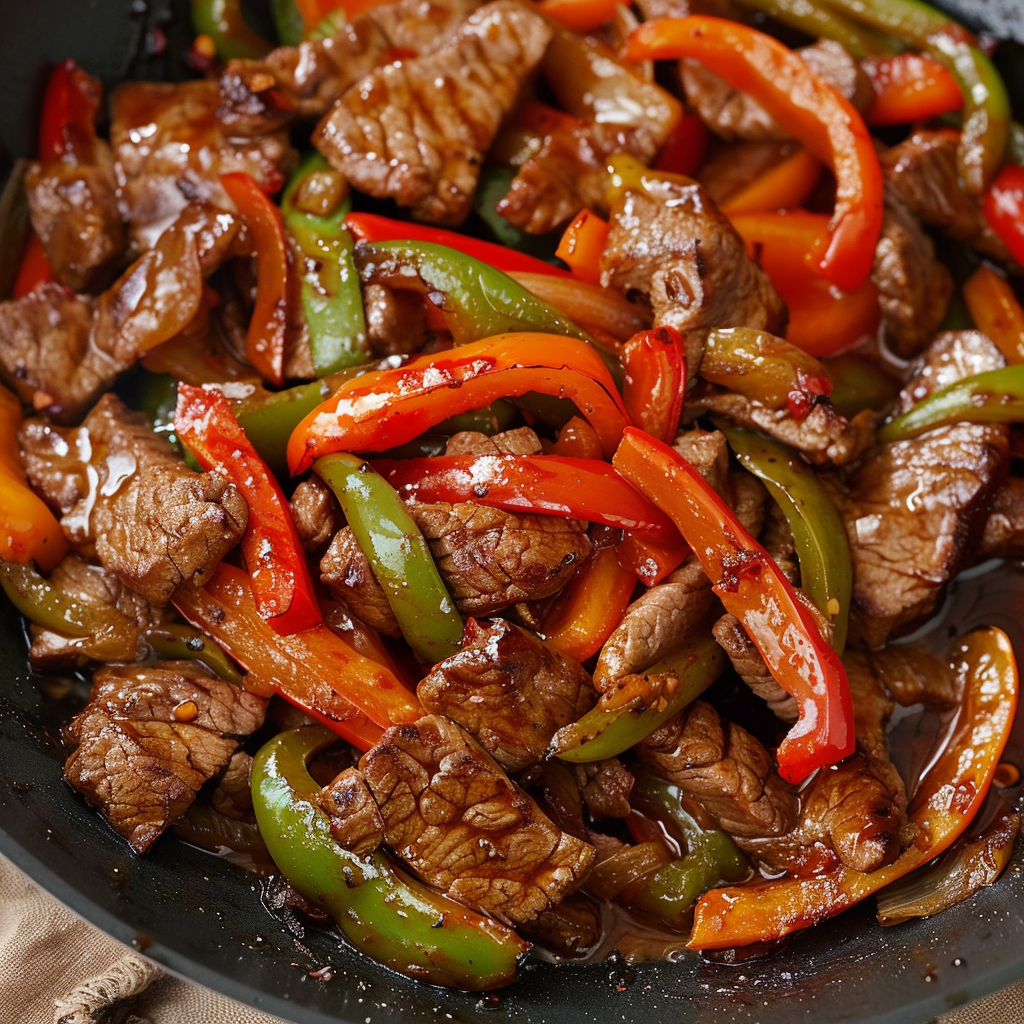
[636,700,798,838]
[64,661,266,852]
[976,477,1024,561]
[316,766,385,856]
[445,426,542,457]
[111,80,295,246]
[601,176,786,378]
[825,331,1009,648]
[363,282,428,357]
[672,427,730,495]
[320,527,402,637]
[594,558,714,688]
[290,475,343,557]
[315,1,551,226]
[20,394,248,606]
[573,759,634,821]
[712,613,797,723]
[866,645,957,709]
[880,130,1015,265]
[417,617,595,772]
[871,190,953,358]
[211,750,256,821]
[360,714,595,924]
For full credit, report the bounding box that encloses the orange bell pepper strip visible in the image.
[690,626,1018,948]
[287,333,631,474]
[555,210,609,287]
[175,384,322,637]
[0,386,68,572]
[220,172,290,387]
[862,52,962,127]
[963,265,1024,365]
[625,16,884,292]
[532,0,619,34]
[12,235,57,299]
[721,148,822,215]
[621,326,686,445]
[541,545,637,662]
[730,210,880,357]
[613,427,854,783]
[172,562,422,744]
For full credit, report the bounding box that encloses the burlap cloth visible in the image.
[1,853,1021,1024]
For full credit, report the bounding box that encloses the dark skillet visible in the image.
[1,4,1023,1023]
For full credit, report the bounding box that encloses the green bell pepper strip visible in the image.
[252,727,530,989]
[878,365,1024,444]
[713,419,852,654]
[190,0,273,59]
[816,0,1009,195]
[144,624,244,686]
[551,637,726,763]
[281,154,370,377]
[314,453,464,664]
[822,352,900,418]
[271,0,305,44]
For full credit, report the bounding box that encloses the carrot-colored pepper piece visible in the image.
[287,333,630,474]
[12,235,57,299]
[621,326,686,445]
[533,0,620,33]
[175,384,322,636]
[689,627,1017,948]
[862,52,962,126]
[721,148,822,215]
[625,16,884,292]
[963,265,1024,365]
[555,210,609,286]
[614,426,854,783]
[220,172,289,386]
[0,386,68,572]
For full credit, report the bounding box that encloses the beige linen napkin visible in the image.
[1,852,1021,1024]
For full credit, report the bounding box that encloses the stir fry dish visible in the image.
[3,0,1024,993]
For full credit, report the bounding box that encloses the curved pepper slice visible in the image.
[287,333,631,474]
[690,627,1018,948]
[253,726,530,989]
[982,164,1024,268]
[613,427,853,784]
[621,326,687,445]
[0,387,67,571]
[38,58,102,161]
[862,52,962,126]
[962,265,1024,365]
[220,172,290,386]
[625,16,883,292]
[315,453,464,665]
[175,383,322,637]
[190,0,273,59]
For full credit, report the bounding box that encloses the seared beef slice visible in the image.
[20,394,247,605]
[65,662,266,852]
[361,715,594,924]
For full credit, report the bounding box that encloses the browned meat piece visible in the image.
[637,700,797,838]
[363,282,427,357]
[759,498,799,585]
[417,617,595,771]
[290,476,342,557]
[217,0,478,135]
[826,331,1009,648]
[601,177,786,377]
[729,468,768,537]
[712,613,797,723]
[672,428,730,495]
[20,394,248,606]
[0,202,244,422]
[211,751,255,821]
[320,527,402,637]
[410,501,591,615]
[881,130,1014,265]
[976,477,1024,561]
[867,645,957,709]
[64,662,266,852]
[871,191,953,357]
[315,1,551,225]
[316,767,385,856]
[445,426,542,457]
[111,80,295,245]
[681,40,871,142]
[520,894,600,957]
[573,759,634,820]
[360,714,595,924]
[594,558,714,688]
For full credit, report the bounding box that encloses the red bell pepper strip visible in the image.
[0,386,68,572]
[555,210,609,286]
[616,529,689,587]
[37,58,101,161]
[533,0,619,33]
[689,626,1018,948]
[621,326,686,445]
[613,427,854,783]
[654,111,710,178]
[175,384,321,636]
[625,16,884,293]
[172,563,423,750]
[374,453,682,542]
[12,235,57,299]
[541,545,637,662]
[861,52,962,127]
[287,333,631,474]
[220,173,290,387]
[982,164,1024,268]
[345,212,570,278]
